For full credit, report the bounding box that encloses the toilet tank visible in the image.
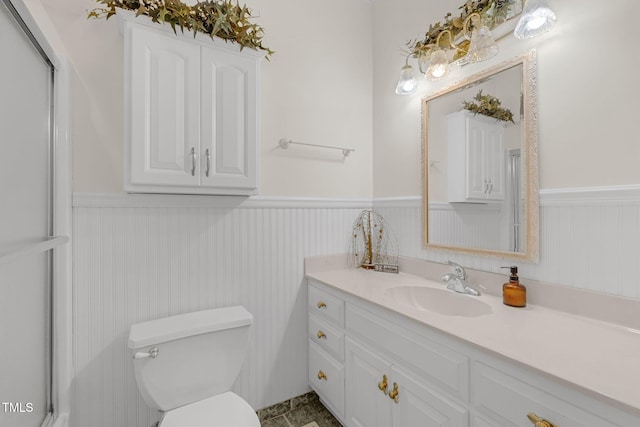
[128,306,253,411]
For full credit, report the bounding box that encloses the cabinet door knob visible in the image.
[316,330,326,339]
[205,148,211,177]
[190,147,196,176]
[317,370,328,381]
[317,301,327,309]
[377,374,389,394]
[527,413,556,427]
[388,382,399,403]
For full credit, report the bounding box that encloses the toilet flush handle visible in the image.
[133,347,159,360]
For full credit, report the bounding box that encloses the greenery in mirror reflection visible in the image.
[462,90,515,123]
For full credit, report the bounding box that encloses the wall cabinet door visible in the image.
[447,110,505,203]
[128,26,201,187]
[200,47,258,190]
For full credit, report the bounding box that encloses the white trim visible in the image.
[52,57,72,425]
[74,186,640,210]
[73,192,373,209]
[372,196,421,208]
[428,201,501,213]
[373,185,640,208]
[539,185,640,206]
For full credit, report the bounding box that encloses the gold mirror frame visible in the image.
[421,50,539,262]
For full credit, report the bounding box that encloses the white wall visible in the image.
[37,0,373,197]
[372,0,640,196]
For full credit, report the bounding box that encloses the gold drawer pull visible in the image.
[527,413,556,427]
[316,330,327,339]
[377,374,389,394]
[389,382,399,403]
[317,301,327,309]
[317,370,328,381]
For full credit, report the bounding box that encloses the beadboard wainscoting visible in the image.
[374,185,640,299]
[71,186,640,427]
[71,194,370,427]
[427,201,504,251]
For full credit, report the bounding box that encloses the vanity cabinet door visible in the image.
[472,361,622,427]
[345,337,393,427]
[392,365,468,427]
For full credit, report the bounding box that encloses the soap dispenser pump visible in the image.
[502,266,526,307]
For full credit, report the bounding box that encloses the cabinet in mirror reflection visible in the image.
[422,51,539,261]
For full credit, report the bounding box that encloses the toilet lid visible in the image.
[160,392,260,427]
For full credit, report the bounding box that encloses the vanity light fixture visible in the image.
[396,11,499,92]
[395,0,556,94]
[513,0,556,39]
[395,57,418,95]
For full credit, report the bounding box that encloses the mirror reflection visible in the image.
[422,52,538,260]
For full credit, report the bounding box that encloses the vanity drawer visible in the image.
[309,341,345,419]
[309,313,344,362]
[347,303,469,403]
[309,283,344,327]
[472,361,620,427]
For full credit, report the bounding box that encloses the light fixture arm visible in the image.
[462,12,483,40]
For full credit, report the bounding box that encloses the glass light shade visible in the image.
[466,25,499,63]
[514,0,556,39]
[395,64,418,95]
[425,50,449,81]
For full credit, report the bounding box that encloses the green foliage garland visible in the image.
[89,0,273,59]
[407,0,515,61]
[462,90,515,123]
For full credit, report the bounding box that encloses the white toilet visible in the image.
[128,305,260,427]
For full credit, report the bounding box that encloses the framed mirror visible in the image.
[422,50,539,261]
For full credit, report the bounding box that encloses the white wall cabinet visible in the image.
[447,110,505,203]
[122,14,262,195]
[308,279,640,427]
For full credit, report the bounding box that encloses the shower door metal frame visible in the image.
[0,0,73,426]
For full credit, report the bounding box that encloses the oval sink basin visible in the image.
[384,286,492,317]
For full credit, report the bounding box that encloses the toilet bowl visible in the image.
[128,306,260,426]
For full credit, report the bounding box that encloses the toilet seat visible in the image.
[160,392,260,427]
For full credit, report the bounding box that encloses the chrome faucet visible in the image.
[441,260,480,296]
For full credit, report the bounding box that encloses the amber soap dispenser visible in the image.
[502,266,526,307]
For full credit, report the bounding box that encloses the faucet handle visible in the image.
[445,260,466,279]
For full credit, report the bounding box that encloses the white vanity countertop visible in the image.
[305,266,640,415]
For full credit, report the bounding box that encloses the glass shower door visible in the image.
[0,0,55,425]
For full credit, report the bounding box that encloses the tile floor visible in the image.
[257,391,342,427]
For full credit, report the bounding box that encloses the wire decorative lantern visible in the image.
[349,210,398,269]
